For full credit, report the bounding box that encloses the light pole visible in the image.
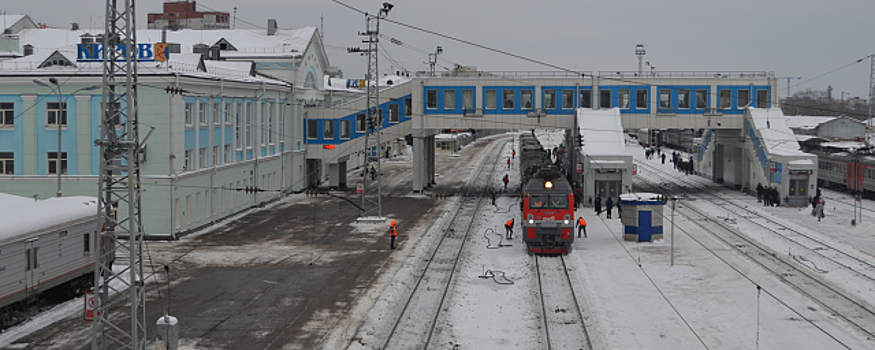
[33,78,100,197]
[670,197,677,266]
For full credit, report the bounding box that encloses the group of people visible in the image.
[755,183,781,207]
[593,194,621,219]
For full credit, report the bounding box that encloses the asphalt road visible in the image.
[6,136,504,350]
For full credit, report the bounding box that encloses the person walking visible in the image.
[491,187,497,205]
[503,174,509,191]
[756,183,763,202]
[605,196,614,218]
[504,218,515,240]
[512,149,516,159]
[617,200,622,219]
[763,186,770,206]
[815,200,824,221]
[594,194,602,216]
[507,157,511,169]
[661,153,666,164]
[388,220,398,249]
[577,217,587,238]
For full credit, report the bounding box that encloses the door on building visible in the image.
[788,178,808,206]
[306,159,322,188]
[638,211,652,242]
[595,180,621,200]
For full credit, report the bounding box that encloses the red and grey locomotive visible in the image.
[518,134,575,254]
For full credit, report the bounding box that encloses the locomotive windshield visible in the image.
[529,195,568,209]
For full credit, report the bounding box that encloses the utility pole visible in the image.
[780,76,801,98]
[92,0,147,349]
[868,55,874,144]
[427,46,442,77]
[348,3,393,221]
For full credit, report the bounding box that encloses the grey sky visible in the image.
[6,0,875,101]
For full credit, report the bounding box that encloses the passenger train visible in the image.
[805,144,875,199]
[518,134,575,254]
[0,195,102,323]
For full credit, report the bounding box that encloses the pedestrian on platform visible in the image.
[594,194,602,216]
[763,186,771,206]
[491,188,497,205]
[577,217,587,238]
[507,157,511,169]
[512,149,516,159]
[505,218,514,240]
[503,174,509,191]
[756,183,763,202]
[388,220,398,249]
[661,153,666,164]
[815,200,824,221]
[605,196,614,219]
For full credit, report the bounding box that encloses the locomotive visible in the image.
[518,133,575,254]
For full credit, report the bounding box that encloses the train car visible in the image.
[0,194,99,321]
[809,147,875,199]
[520,166,575,254]
[518,133,550,185]
[662,129,700,152]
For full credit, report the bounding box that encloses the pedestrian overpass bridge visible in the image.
[302,71,816,205]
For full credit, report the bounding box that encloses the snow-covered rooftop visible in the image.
[577,108,627,155]
[0,193,98,243]
[747,108,808,156]
[783,116,836,130]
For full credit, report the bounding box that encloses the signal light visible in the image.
[544,181,553,189]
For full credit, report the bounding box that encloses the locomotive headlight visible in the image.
[564,220,569,224]
[529,219,534,224]
[544,181,553,189]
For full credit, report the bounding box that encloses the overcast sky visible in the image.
[5,0,875,101]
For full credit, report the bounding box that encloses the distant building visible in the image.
[148,1,230,30]
[784,115,866,141]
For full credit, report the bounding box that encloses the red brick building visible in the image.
[147,1,230,30]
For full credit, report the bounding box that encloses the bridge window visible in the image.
[562,90,574,109]
[426,90,437,109]
[340,120,350,139]
[659,90,672,109]
[356,113,365,132]
[636,89,648,109]
[307,120,318,139]
[544,89,556,109]
[618,89,630,109]
[678,89,690,109]
[738,90,750,108]
[405,98,412,116]
[696,90,708,109]
[462,90,474,110]
[485,89,496,109]
[323,120,334,139]
[719,90,732,109]
[756,90,769,108]
[389,104,400,123]
[580,90,592,108]
[503,90,515,109]
[444,90,455,109]
[521,90,533,109]
[599,90,611,108]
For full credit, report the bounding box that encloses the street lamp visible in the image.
[33,78,100,197]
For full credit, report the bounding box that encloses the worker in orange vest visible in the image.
[507,157,511,169]
[504,218,514,240]
[577,217,587,238]
[503,174,509,191]
[389,220,398,249]
[512,149,516,159]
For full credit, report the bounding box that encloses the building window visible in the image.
[404,98,412,116]
[235,105,242,150]
[246,104,253,148]
[520,90,533,109]
[184,149,193,170]
[46,102,67,126]
[484,89,496,110]
[580,90,592,108]
[47,152,67,175]
[562,90,574,109]
[356,113,365,132]
[696,90,708,109]
[544,89,556,109]
[213,102,221,125]
[185,103,194,126]
[224,144,232,163]
[618,89,630,109]
[389,104,399,123]
[224,103,232,124]
[0,102,14,127]
[307,120,318,139]
[212,145,220,166]
[757,90,769,108]
[426,90,437,109]
[199,148,207,168]
[199,102,208,125]
[678,89,690,109]
[0,152,13,174]
[261,103,267,146]
[659,90,672,109]
[636,89,648,109]
[599,90,611,108]
[462,90,474,110]
[268,104,274,145]
[444,90,455,109]
[323,120,334,139]
[738,90,750,108]
[502,90,514,109]
[340,120,351,139]
[719,90,732,109]
[279,104,285,144]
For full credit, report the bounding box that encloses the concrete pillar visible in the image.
[155,315,179,350]
[428,135,436,186]
[413,136,427,192]
[75,95,92,175]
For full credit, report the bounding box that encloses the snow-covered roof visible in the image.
[747,108,808,156]
[0,194,98,243]
[15,27,316,58]
[784,116,836,130]
[577,108,627,155]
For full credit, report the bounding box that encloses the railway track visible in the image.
[381,139,505,350]
[534,255,592,350]
[634,161,875,345]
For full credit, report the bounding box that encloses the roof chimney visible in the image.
[267,19,277,36]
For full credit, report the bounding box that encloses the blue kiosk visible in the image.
[620,193,668,242]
